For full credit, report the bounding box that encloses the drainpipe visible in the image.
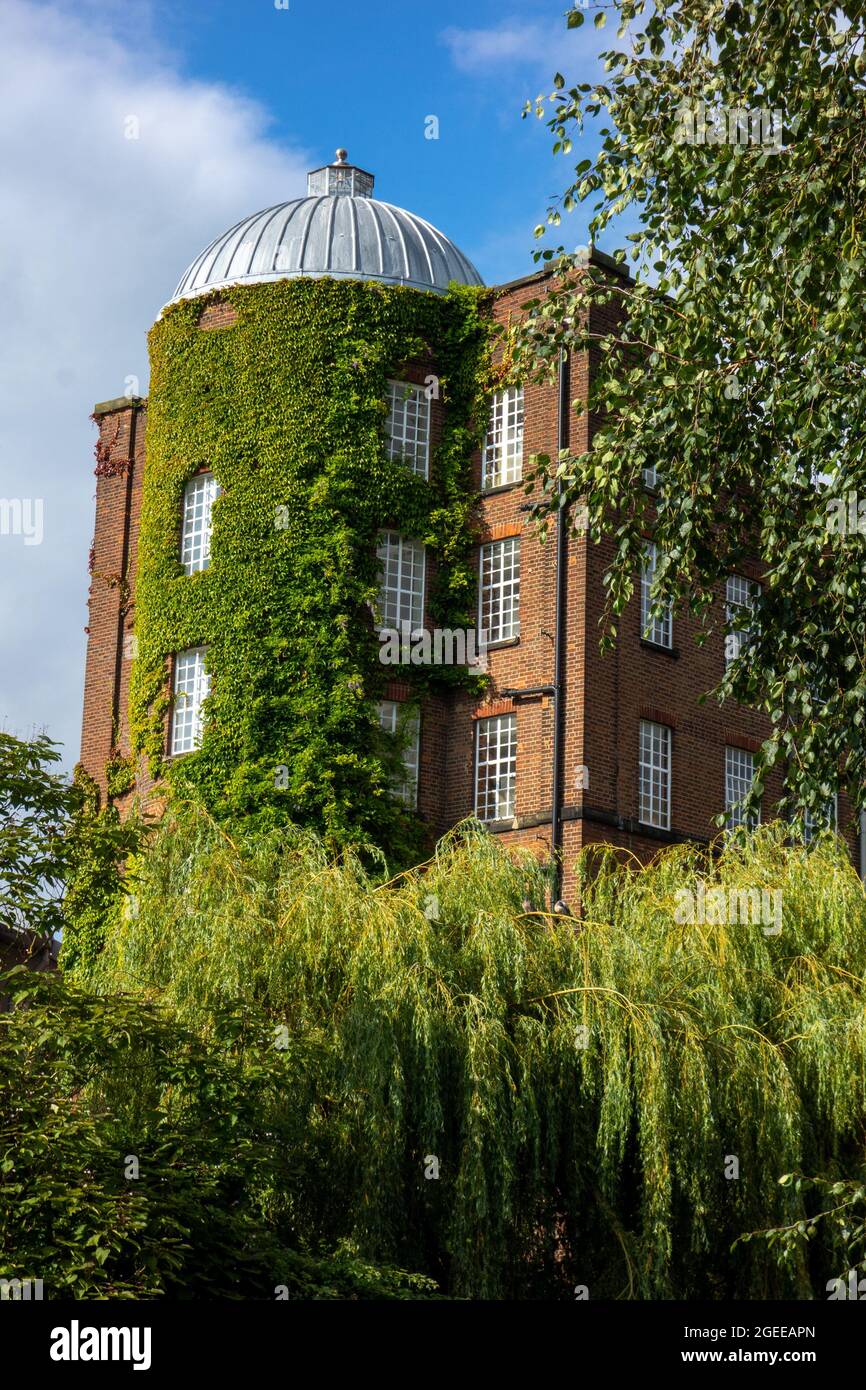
[551,349,570,900]
[111,403,138,743]
[860,809,866,882]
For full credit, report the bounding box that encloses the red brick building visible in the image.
[79,154,863,897]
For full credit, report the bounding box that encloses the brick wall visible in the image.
[421,260,861,894]
[79,397,147,807]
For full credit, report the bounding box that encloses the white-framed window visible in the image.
[377,700,420,808]
[482,386,524,490]
[642,464,658,490]
[376,531,426,632]
[475,713,517,821]
[725,746,759,829]
[802,794,838,845]
[725,574,759,666]
[181,472,220,575]
[479,537,520,644]
[638,720,671,830]
[641,541,673,648]
[170,647,210,756]
[386,380,430,479]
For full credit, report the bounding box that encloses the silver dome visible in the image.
[168,152,484,305]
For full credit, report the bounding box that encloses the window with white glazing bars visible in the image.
[181,473,220,574]
[386,381,430,478]
[482,387,524,490]
[802,793,838,844]
[641,541,672,648]
[170,647,210,755]
[479,537,520,643]
[725,574,758,666]
[475,713,517,821]
[376,531,426,632]
[725,746,759,829]
[378,699,420,807]
[638,719,671,829]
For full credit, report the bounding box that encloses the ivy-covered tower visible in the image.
[81,151,493,861]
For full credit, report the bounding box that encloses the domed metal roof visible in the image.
[168,151,484,305]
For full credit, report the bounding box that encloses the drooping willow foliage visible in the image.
[82,805,866,1299]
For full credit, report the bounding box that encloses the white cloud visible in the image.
[440,16,600,76]
[0,0,311,767]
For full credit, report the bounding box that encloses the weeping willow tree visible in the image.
[78,804,866,1300]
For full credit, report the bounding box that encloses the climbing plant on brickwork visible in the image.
[61,764,142,973]
[131,278,492,860]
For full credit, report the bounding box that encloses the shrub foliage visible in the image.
[72,803,866,1299]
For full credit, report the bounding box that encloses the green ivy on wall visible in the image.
[62,765,142,977]
[130,277,493,862]
[105,751,135,799]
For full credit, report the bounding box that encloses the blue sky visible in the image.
[0,0,614,768]
[147,0,609,287]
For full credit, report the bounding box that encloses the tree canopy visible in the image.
[515,0,866,819]
[0,732,139,960]
[4,735,865,1298]
[0,964,436,1299]
[69,801,866,1300]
